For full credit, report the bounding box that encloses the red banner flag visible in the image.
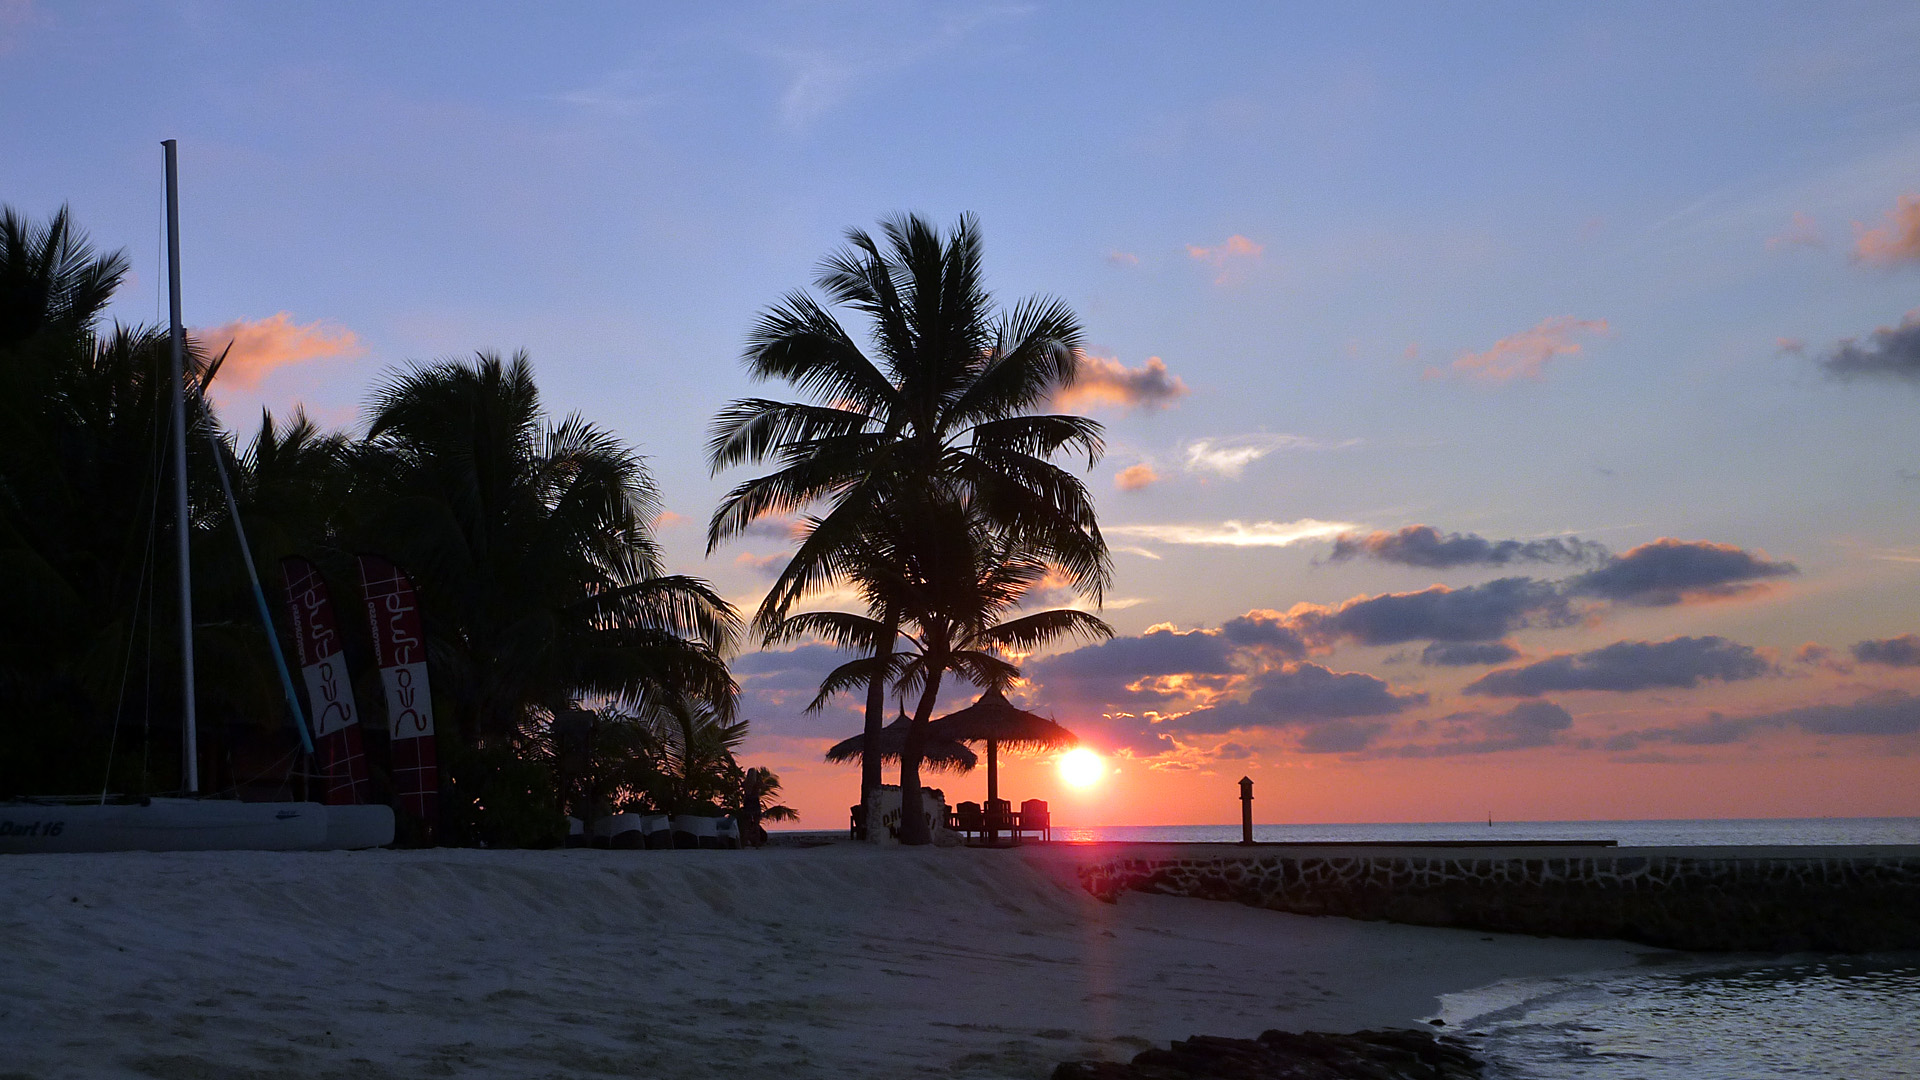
[356,554,438,823]
[280,556,370,805]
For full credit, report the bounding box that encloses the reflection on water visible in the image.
[1445,956,1920,1080]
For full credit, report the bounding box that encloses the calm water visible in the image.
[1047,818,1920,1078]
[1051,817,1920,846]
[1442,955,1920,1079]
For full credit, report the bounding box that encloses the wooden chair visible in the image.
[1019,799,1050,842]
[984,798,1013,843]
[954,801,983,840]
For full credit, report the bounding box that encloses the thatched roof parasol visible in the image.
[925,686,1078,807]
[823,713,978,773]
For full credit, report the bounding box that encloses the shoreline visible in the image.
[0,845,1655,1079]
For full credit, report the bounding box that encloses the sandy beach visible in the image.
[0,843,1655,1079]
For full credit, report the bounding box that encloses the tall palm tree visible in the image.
[357,352,741,834]
[707,214,1111,819]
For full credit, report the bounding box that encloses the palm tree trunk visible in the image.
[897,664,943,846]
[858,608,898,839]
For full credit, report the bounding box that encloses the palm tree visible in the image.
[735,766,798,846]
[707,214,1111,822]
[774,497,1110,843]
[357,352,742,839]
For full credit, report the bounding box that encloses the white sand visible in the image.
[0,844,1651,1079]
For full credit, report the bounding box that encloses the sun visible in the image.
[1057,747,1106,789]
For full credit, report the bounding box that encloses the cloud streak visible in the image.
[1436,316,1608,383]
[197,312,362,392]
[1182,433,1354,477]
[1186,234,1263,284]
[1114,463,1159,492]
[1609,691,1920,749]
[1465,635,1773,697]
[1328,525,1607,569]
[1109,519,1359,548]
[1853,193,1920,266]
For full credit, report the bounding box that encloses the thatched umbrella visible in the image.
[824,713,978,772]
[924,686,1078,808]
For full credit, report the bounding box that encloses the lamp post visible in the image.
[1238,776,1254,844]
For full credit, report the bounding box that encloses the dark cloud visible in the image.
[1056,354,1191,411]
[1398,701,1574,756]
[1300,577,1576,645]
[1566,539,1796,606]
[1421,640,1522,667]
[1028,627,1236,683]
[1852,634,1920,667]
[1297,719,1393,754]
[1178,663,1426,731]
[1219,611,1310,657]
[1464,636,1773,697]
[731,644,852,691]
[1328,525,1607,569]
[1822,313,1920,382]
[1609,692,1920,748]
[1212,741,1256,760]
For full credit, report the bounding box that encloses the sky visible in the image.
[6,2,1920,828]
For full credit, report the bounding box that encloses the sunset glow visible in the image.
[1057,749,1107,790]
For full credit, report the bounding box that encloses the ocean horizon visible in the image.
[778,816,1920,846]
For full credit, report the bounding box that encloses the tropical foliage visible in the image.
[0,206,763,843]
[709,214,1111,842]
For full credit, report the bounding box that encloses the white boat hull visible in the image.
[0,799,331,853]
[321,804,395,850]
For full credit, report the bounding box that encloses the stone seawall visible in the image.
[1052,843,1920,952]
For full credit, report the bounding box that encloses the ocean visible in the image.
[1443,954,1920,1079]
[1054,818,1920,1077]
[1050,816,1920,846]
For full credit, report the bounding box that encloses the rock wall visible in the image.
[1071,848,1920,952]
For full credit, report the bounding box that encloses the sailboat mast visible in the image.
[163,139,199,794]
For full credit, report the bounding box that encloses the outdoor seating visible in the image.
[1019,799,1049,842]
[955,801,983,838]
[985,798,1013,839]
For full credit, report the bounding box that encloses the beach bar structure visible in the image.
[927,687,1076,841]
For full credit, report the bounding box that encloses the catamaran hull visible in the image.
[0,800,332,853]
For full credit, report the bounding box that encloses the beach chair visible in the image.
[955,801,983,840]
[985,798,1013,844]
[715,817,741,849]
[591,813,646,849]
[640,813,673,849]
[670,814,719,849]
[1020,799,1050,842]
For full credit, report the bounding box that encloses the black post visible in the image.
[1238,776,1254,844]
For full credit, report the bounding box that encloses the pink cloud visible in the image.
[1854,193,1920,266]
[1435,316,1609,383]
[1106,249,1141,267]
[196,312,362,392]
[1767,211,1824,251]
[1114,463,1159,492]
[1185,234,1263,284]
[1776,337,1806,354]
[653,510,687,529]
[1055,354,1190,412]
[734,552,786,578]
